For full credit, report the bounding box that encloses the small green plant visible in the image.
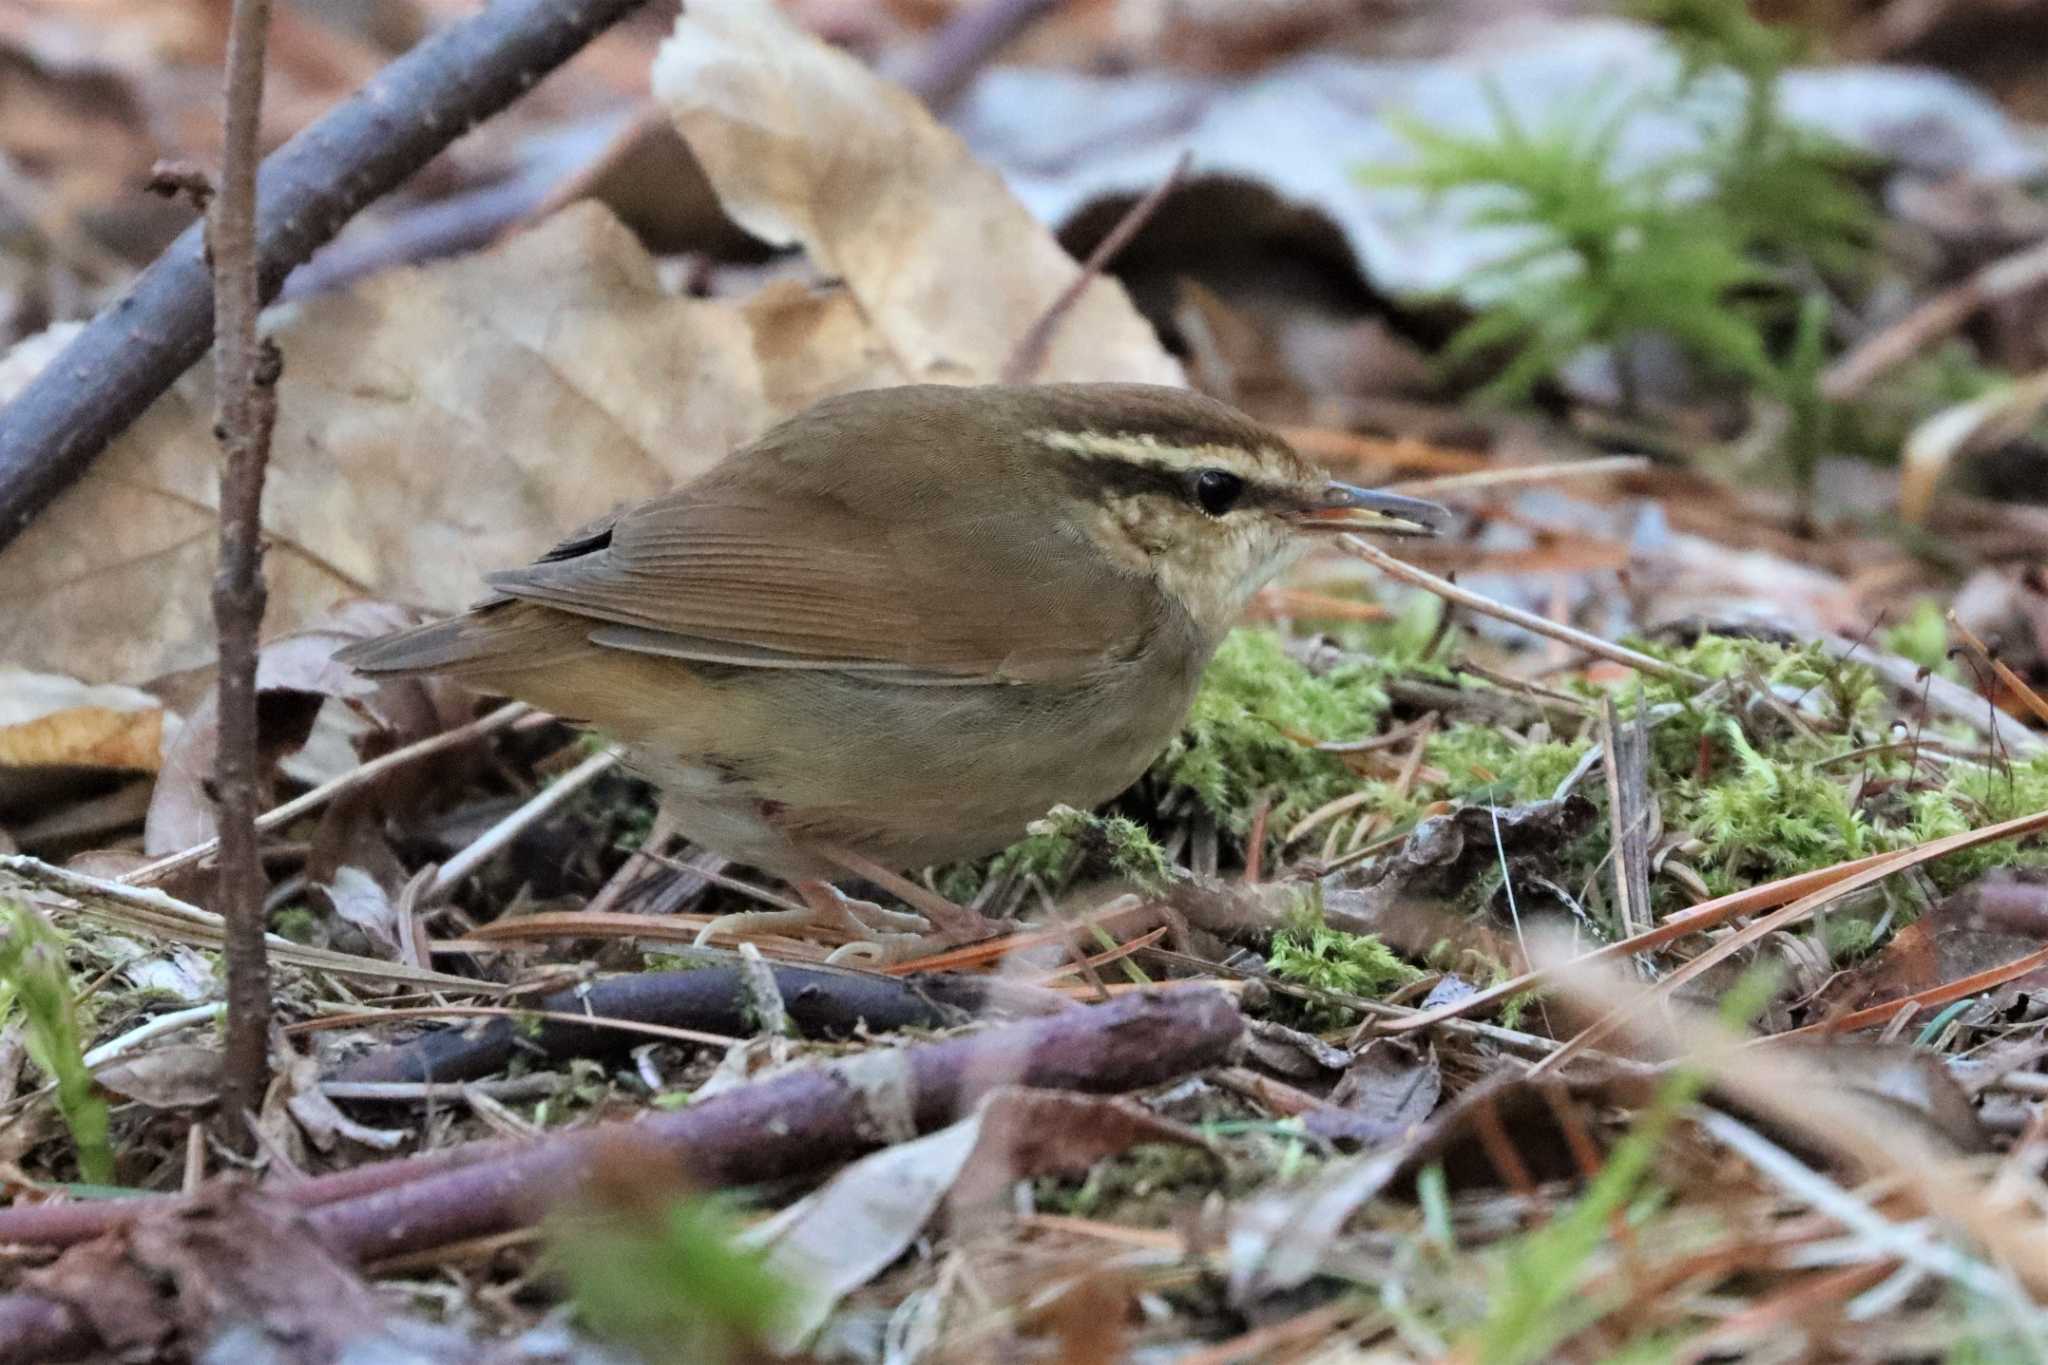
[0,902,113,1184]
[1268,922,1425,1026]
[551,1187,796,1360]
[1368,86,1773,410]
[1367,0,1875,477]
[1023,804,1175,891]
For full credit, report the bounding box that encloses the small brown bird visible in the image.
[340,383,1445,956]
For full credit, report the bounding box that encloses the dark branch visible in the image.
[331,961,1054,1084]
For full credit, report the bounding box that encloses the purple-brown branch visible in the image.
[0,990,1243,1363]
[209,0,278,1145]
[0,0,652,551]
[1001,150,1192,385]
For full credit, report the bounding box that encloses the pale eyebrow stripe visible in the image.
[1028,428,1287,474]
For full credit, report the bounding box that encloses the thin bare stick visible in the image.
[1822,236,2048,402]
[426,746,620,900]
[284,1004,738,1049]
[123,700,532,886]
[1,855,488,990]
[209,0,278,1144]
[900,0,1061,113]
[1388,454,1651,498]
[1001,150,1192,385]
[1337,534,1708,687]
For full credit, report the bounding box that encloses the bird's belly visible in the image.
[624,663,1201,878]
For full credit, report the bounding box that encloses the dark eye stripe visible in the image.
[1061,454,1294,513]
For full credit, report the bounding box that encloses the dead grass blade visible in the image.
[1,854,488,990]
[1533,805,2048,1071]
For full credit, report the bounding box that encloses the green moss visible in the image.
[1036,1142,1239,1221]
[1902,755,2048,889]
[936,628,2044,955]
[937,803,1172,902]
[1024,805,1173,891]
[271,906,318,944]
[1884,599,1953,676]
[1431,727,1592,805]
[1161,630,1393,836]
[1268,924,1426,1027]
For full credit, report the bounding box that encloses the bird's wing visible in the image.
[484,482,1165,686]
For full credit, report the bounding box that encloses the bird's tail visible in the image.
[334,600,588,680]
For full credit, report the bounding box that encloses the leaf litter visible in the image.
[1,0,2048,1361]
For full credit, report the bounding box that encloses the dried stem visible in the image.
[1001,150,1192,385]
[121,700,532,886]
[209,0,277,1146]
[1338,534,1708,687]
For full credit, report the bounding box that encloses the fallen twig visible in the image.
[1388,454,1651,498]
[1822,235,2048,402]
[0,990,1241,1360]
[0,855,486,990]
[0,0,653,550]
[425,745,619,901]
[331,960,1028,1084]
[899,0,1062,113]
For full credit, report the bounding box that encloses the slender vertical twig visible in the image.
[210,0,279,1142]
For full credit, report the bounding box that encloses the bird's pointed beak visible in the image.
[1290,481,1449,537]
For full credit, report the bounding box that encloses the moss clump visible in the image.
[1023,805,1173,890]
[1883,599,1953,677]
[1430,727,1593,806]
[1160,630,1394,836]
[1268,924,1426,1028]
[1036,1142,1238,1222]
[1901,755,2048,889]
[937,803,1172,903]
[937,627,2045,941]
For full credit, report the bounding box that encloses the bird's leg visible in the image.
[692,880,927,962]
[809,843,1002,945]
[692,845,1001,963]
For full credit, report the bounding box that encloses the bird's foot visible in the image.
[809,843,1003,946]
[693,881,931,964]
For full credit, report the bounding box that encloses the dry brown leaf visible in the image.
[0,671,162,772]
[95,1043,221,1110]
[0,209,872,686]
[747,1086,1204,1348]
[4,2,1178,691]
[654,0,1182,390]
[141,600,479,856]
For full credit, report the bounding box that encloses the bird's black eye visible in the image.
[1193,469,1245,516]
